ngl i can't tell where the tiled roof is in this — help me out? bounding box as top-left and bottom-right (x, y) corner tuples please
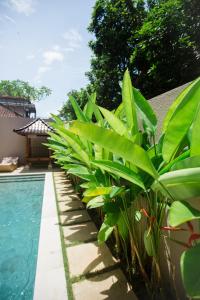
(14, 118), (53, 136)
(0, 104), (21, 118)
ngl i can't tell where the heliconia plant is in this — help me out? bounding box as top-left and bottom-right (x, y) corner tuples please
(47, 70), (200, 299)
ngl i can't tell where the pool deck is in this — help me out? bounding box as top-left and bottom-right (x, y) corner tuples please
(33, 172), (68, 300)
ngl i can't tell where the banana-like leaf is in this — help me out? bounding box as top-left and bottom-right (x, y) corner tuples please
(98, 222), (114, 244)
(133, 87), (157, 132)
(85, 93), (96, 120)
(87, 196), (104, 209)
(99, 106), (128, 136)
(162, 83), (195, 133)
(191, 104), (200, 156)
(171, 155), (200, 171)
(50, 113), (64, 125)
(93, 160), (145, 189)
(117, 213), (129, 240)
(162, 77), (200, 162)
(168, 201), (200, 227)
(84, 186), (113, 197)
(90, 102), (104, 125)
(181, 243), (200, 298)
(159, 150), (190, 174)
(153, 168), (200, 200)
(122, 69), (138, 135)
(71, 121), (158, 179)
(67, 166), (95, 181)
(52, 126), (90, 166)
(114, 102), (124, 118)
(69, 95), (88, 122)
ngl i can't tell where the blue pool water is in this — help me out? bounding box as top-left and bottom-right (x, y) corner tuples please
(0, 175), (45, 300)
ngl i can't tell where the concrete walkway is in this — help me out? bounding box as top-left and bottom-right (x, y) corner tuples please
(53, 171), (138, 300)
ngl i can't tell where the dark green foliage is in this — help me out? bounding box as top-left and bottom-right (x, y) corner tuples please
(86, 0), (146, 110)
(132, 0), (200, 97)
(0, 80), (51, 101)
(60, 0), (200, 119)
(88, 0), (200, 103)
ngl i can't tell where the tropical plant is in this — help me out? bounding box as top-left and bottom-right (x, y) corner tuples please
(47, 70), (200, 299)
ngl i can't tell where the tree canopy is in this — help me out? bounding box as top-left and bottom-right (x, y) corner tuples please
(0, 80), (51, 101)
(132, 0), (200, 97)
(60, 0), (200, 120)
(86, 0), (146, 110)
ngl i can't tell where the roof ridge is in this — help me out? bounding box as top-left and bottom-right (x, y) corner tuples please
(13, 117), (53, 135)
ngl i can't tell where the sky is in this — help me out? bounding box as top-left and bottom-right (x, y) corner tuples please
(0, 0), (95, 117)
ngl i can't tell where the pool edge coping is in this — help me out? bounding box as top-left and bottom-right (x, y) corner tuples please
(33, 172), (68, 300)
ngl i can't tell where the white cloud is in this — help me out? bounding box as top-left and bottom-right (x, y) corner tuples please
(4, 14), (16, 24)
(62, 29), (82, 49)
(0, 14), (16, 24)
(7, 0), (35, 16)
(43, 50), (64, 65)
(34, 48), (64, 83)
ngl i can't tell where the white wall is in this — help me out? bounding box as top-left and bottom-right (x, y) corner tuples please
(0, 117), (32, 163)
(0, 117), (49, 164)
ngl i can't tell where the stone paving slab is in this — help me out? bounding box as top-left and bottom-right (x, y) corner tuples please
(56, 185), (79, 194)
(60, 210), (91, 225)
(63, 222), (98, 245)
(66, 241), (117, 277)
(56, 193), (80, 202)
(57, 193), (80, 201)
(55, 182), (72, 189)
(72, 269), (137, 300)
(58, 200), (84, 212)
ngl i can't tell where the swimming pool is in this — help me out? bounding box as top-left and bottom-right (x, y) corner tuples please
(0, 174), (45, 300)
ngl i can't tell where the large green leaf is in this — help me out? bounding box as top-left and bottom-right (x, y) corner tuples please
(67, 166), (95, 181)
(162, 77), (200, 162)
(99, 106), (128, 136)
(171, 155), (200, 171)
(181, 243), (200, 298)
(84, 186), (113, 197)
(162, 82), (195, 133)
(87, 196), (104, 209)
(53, 126), (90, 166)
(133, 87), (157, 132)
(98, 222), (114, 244)
(122, 69), (138, 134)
(85, 93), (96, 120)
(191, 104), (200, 156)
(93, 160), (145, 189)
(153, 168), (200, 200)
(69, 95), (88, 122)
(159, 150), (190, 174)
(168, 201), (200, 227)
(71, 121), (158, 178)
(50, 113), (64, 125)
